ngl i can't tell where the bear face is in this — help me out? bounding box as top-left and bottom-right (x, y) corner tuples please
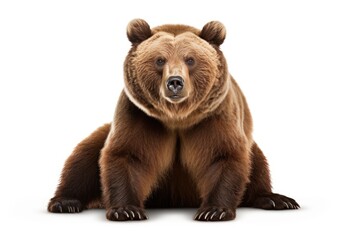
(124, 19), (230, 127)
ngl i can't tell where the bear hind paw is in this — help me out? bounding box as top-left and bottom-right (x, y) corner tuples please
(48, 198), (83, 213)
(250, 193), (300, 210)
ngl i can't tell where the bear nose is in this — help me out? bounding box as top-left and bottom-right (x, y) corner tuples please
(166, 76), (184, 94)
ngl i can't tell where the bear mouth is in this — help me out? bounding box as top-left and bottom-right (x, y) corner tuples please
(169, 95), (181, 99)
(165, 94), (187, 103)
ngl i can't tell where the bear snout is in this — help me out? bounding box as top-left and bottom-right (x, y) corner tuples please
(163, 76), (188, 103)
(166, 76), (184, 94)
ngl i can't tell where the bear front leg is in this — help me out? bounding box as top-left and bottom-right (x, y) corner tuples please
(100, 93), (176, 221)
(193, 155), (250, 221)
(100, 138), (175, 220)
(100, 151), (156, 221)
(181, 118), (252, 221)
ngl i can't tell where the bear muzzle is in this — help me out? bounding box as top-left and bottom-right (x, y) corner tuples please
(164, 76), (188, 103)
(167, 76), (184, 94)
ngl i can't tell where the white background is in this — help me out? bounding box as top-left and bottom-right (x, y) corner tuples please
(1, 0), (359, 239)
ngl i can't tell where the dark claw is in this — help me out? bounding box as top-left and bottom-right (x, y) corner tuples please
(48, 198), (83, 213)
(219, 212), (226, 220)
(204, 211), (211, 220)
(129, 210), (135, 219)
(250, 193), (300, 210)
(210, 211), (217, 220)
(106, 206), (147, 221)
(195, 207), (235, 221)
(123, 210), (130, 218)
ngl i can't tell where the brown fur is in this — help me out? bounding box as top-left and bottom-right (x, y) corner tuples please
(48, 19), (299, 221)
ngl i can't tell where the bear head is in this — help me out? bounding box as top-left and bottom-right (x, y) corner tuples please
(123, 19), (230, 128)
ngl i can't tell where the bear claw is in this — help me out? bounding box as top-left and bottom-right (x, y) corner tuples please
(106, 206), (147, 221)
(251, 193), (300, 210)
(194, 207), (235, 221)
(48, 198), (83, 213)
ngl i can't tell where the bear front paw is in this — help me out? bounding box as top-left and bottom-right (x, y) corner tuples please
(48, 198), (83, 213)
(106, 205), (148, 221)
(194, 206), (236, 221)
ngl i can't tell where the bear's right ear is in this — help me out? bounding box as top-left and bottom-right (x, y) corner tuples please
(200, 21), (226, 46)
(127, 19), (152, 44)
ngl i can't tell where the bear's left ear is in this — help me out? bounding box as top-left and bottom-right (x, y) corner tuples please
(200, 21), (226, 46)
(127, 19), (152, 44)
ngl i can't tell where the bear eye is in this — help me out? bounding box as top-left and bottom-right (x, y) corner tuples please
(185, 57), (195, 66)
(156, 58), (166, 67)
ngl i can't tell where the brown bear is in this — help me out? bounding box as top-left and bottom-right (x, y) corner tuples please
(48, 19), (299, 221)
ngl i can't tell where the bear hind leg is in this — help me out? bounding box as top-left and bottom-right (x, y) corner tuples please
(48, 124), (111, 213)
(241, 142), (300, 210)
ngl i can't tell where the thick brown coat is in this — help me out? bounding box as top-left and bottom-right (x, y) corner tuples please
(48, 19), (299, 221)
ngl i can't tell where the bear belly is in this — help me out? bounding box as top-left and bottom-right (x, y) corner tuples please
(145, 158), (201, 208)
